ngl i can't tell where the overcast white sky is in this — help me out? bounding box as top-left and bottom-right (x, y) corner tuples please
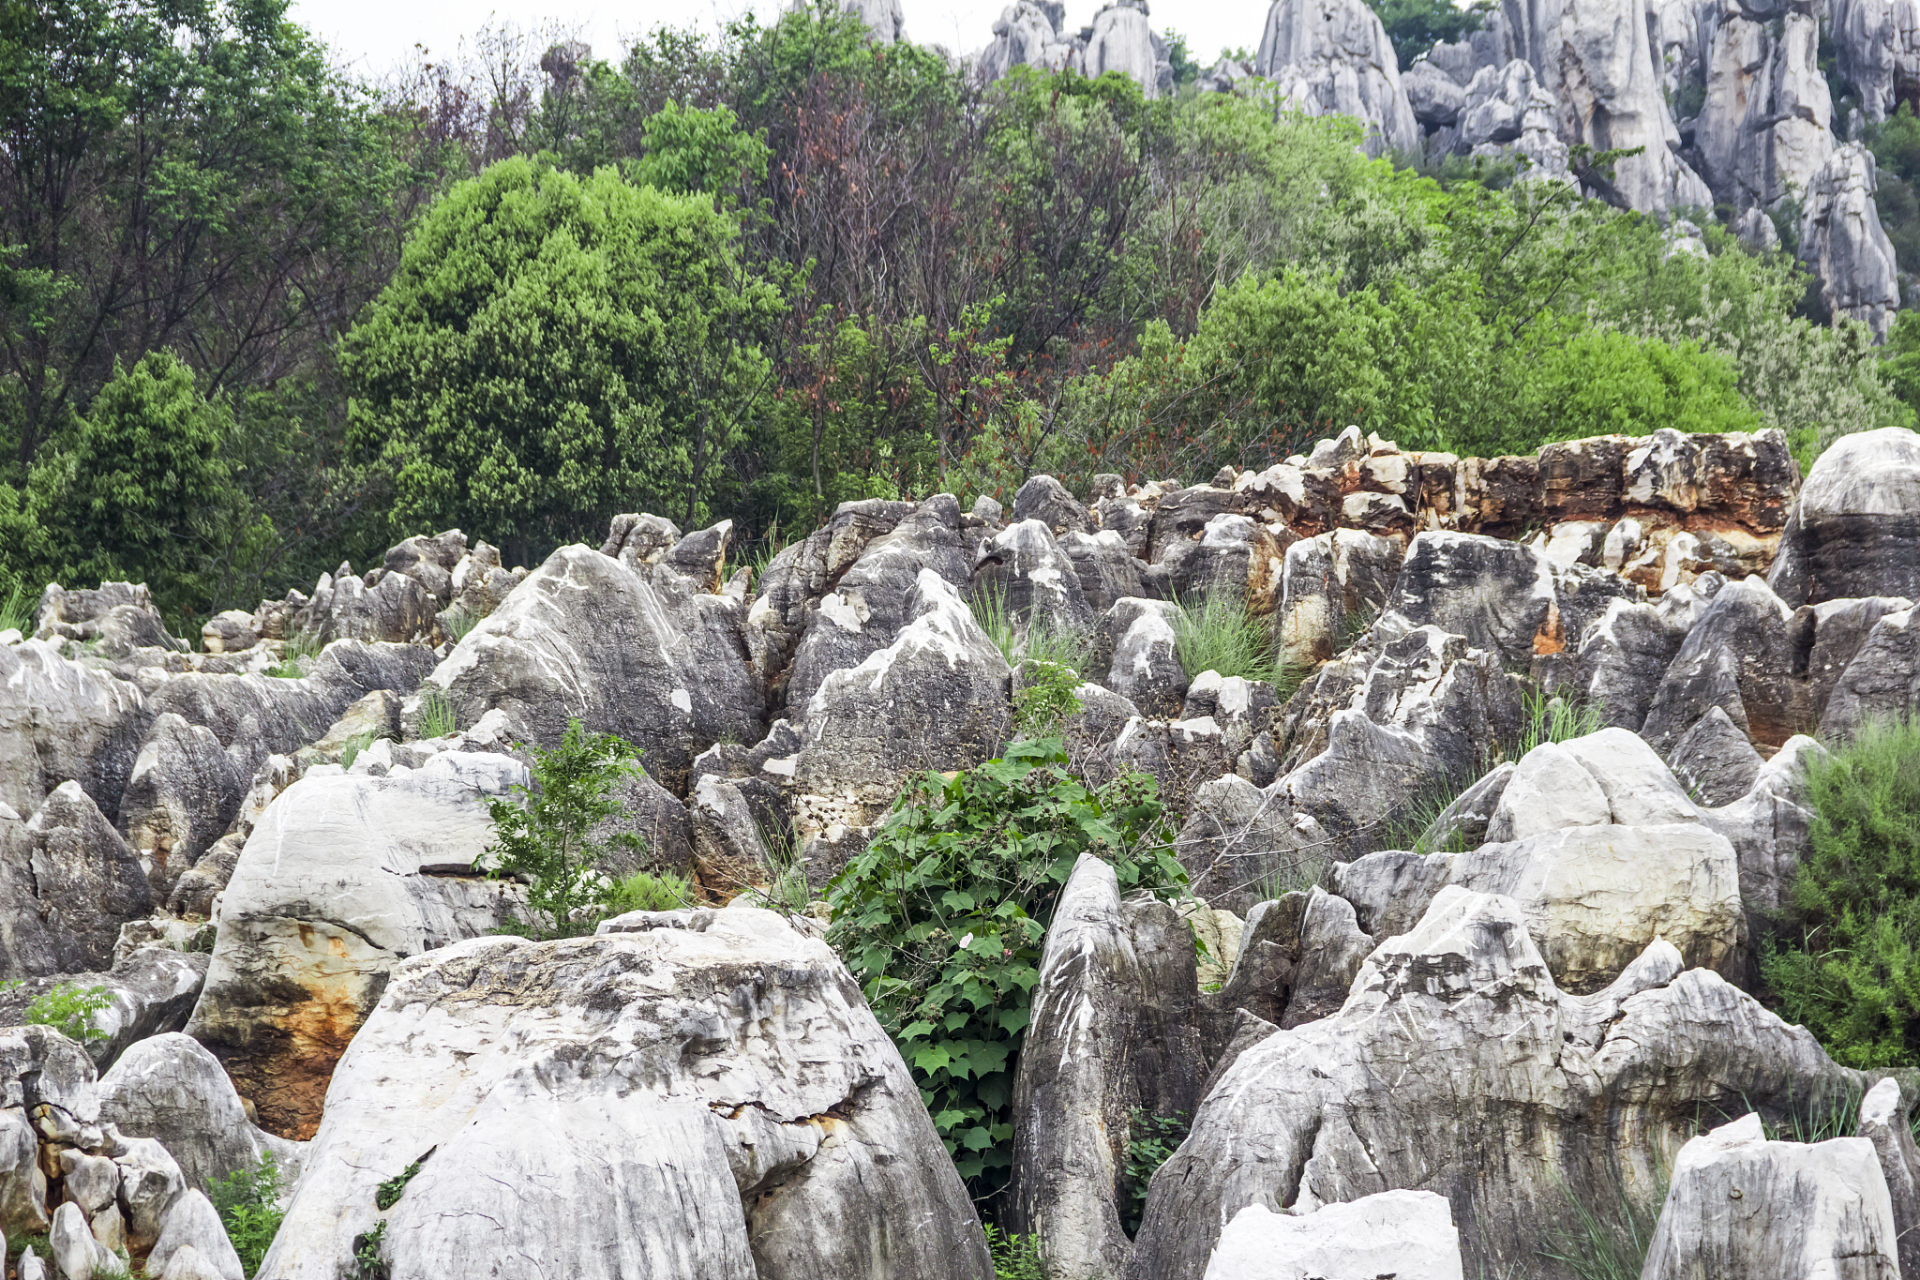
(288, 0), (1271, 83)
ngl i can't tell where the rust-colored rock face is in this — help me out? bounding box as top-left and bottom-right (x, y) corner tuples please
(1118, 425), (1798, 600)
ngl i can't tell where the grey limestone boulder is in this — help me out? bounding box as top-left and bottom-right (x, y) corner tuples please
(1096, 598), (1186, 718)
(1821, 605), (1920, 741)
(260, 908), (993, 1280)
(976, 0), (1076, 83)
(972, 518), (1094, 635)
(425, 541), (764, 791)
(185, 752), (530, 1139)
(1693, 11), (1833, 215)
(783, 569), (1012, 865)
(1641, 1112), (1899, 1279)
(1125, 888), (1866, 1280)
(1667, 704), (1764, 805)
(1277, 529), (1403, 667)
(99, 1033), (297, 1197)
(148, 1190), (244, 1280)
(745, 498), (917, 688)
(1830, 0), (1920, 125)
(0, 640), (149, 824)
(1010, 473), (1091, 536)
(781, 497), (969, 720)
(1077, 2), (1173, 97)
(1203, 1191), (1464, 1280)
(1638, 575), (1797, 754)
(1770, 426), (1920, 607)
(1057, 531), (1147, 614)
(1007, 854), (1201, 1280)
(0, 781), (152, 978)
(840, 0), (906, 42)
(0, 945), (207, 1071)
(117, 712), (247, 902)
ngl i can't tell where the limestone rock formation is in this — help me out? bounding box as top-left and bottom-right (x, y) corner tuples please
(0, 781), (153, 978)
(1769, 426), (1920, 607)
(1798, 145), (1902, 340)
(1829, 0), (1920, 125)
(1554, 0), (1712, 213)
(0, 640), (149, 823)
(976, 2), (1078, 83)
(839, 0), (905, 43)
(426, 538), (765, 789)
(99, 1033), (299, 1196)
(261, 909), (993, 1280)
(1203, 1191), (1465, 1280)
(1125, 889), (1865, 1279)
(1255, 0), (1421, 155)
(1693, 8), (1833, 214)
(185, 753), (530, 1137)
(1078, 3), (1173, 98)
(1641, 1112), (1900, 1278)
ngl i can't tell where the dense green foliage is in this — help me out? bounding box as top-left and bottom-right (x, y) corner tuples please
(1, 978), (114, 1042)
(209, 1151), (287, 1277)
(1762, 718), (1920, 1068)
(340, 158), (781, 557)
(1122, 1109), (1189, 1235)
(4, 0), (1912, 616)
(825, 739), (1183, 1204)
(483, 719), (646, 937)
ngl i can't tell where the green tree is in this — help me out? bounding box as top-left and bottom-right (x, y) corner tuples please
(1366, 0), (1492, 73)
(340, 157), (783, 559)
(483, 718), (645, 938)
(1762, 718), (1920, 1068)
(20, 350), (266, 618)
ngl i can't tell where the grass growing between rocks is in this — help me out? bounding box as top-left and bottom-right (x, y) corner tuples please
(210, 1151), (287, 1278)
(0, 581), (30, 635)
(969, 590), (1094, 680)
(1172, 593), (1291, 690)
(415, 687), (458, 739)
(983, 1225), (1044, 1279)
(1761, 715), (1920, 1069)
(1536, 1174), (1663, 1280)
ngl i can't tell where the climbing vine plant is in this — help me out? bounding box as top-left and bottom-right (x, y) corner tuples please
(825, 737), (1185, 1207)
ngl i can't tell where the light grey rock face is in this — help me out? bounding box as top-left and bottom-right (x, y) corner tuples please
(1697, 732), (1822, 917)
(840, 0), (905, 42)
(1553, 0), (1711, 213)
(781, 498), (969, 721)
(1376, 532), (1639, 670)
(148, 1190), (245, 1280)
(1770, 427), (1920, 608)
(784, 569), (1012, 861)
(1155, 514), (1293, 622)
(1642, 1113), (1899, 1279)
(262, 909), (992, 1280)
(427, 542), (764, 790)
(1256, 0), (1421, 155)
(1799, 144), (1901, 340)
(1858, 1078), (1920, 1280)
(1008, 854), (1202, 1280)
(1455, 59), (1570, 177)
(1010, 474), (1091, 536)
(0, 1025), (99, 1237)
(0, 781), (152, 978)
(1405, 59), (1466, 125)
(1791, 595), (1915, 729)
(973, 518), (1095, 635)
(0, 640), (149, 823)
(1830, 0), (1920, 125)
(117, 712), (246, 902)
(99, 1033), (295, 1198)
(1667, 703), (1764, 804)
(1078, 3), (1173, 97)
(1694, 11), (1832, 214)
(1821, 605), (1920, 741)
(48, 1199), (115, 1280)
(1203, 1191), (1465, 1280)
(1125, 889), (1866, 1280)
(291, 562), (438, 647)
(1058, 531), (1148, 614)
(1638, 575), (1796, 754)
(185, 752), (530, 1139)
(977, 1), (1076, 82)
(1570, 596), (1692, 729)
(1097, 598), (1187, 718)
(0, 945), (207, 1071)
(747, 499), (916, 687)
(1339, 728), (1742, 991)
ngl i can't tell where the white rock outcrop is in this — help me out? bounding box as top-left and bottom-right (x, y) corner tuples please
(1255, 0), (1421, 155)
(1204, 1191), (1466, 1280)
(1798, 144), (1902, 340)
(260, 908), (993, 1280)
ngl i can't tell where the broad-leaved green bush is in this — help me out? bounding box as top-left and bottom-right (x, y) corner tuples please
(1763, 717), (1920, 1068)
(209, 1151), (286, 1277)
(826, 738), (1184, 1203)
(340, 157), (783, 560)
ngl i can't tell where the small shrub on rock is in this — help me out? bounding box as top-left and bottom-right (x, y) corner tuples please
(484, 719), (646, 938)
(1763, 716), (1920, 1068)
(826, 738), (1184, 1204)
(209, 1151), (286, 1278)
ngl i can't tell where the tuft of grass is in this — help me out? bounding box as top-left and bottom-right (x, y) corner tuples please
(1537, 1171), (1664, 1280)
(603, 869), (695, 914)
(0, 581), (33, 635)
(416, 687), (458, 739)
(969, 589), (1094, 679)
(443, 607), (481, 644)
(969, 589), (1021, 667)
(1509, 686), (1605, 760)
(1171, 593), (1301, 692)
(337, 732), (378, 771)
(267, 630), (322, 679)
